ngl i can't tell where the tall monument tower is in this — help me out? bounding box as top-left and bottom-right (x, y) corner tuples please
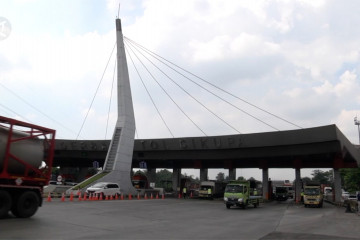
(100, 18), (136, 194)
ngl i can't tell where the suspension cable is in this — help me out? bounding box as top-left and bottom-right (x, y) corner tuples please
(0, 82), (78, 136)
(125, 43), (175, 138)
(125, 37), (302, 130)
(126, 38), (240, 134)
(76, 42), (116, 140)
(105, 58), (117, 139)
(125, 40), (208, 136)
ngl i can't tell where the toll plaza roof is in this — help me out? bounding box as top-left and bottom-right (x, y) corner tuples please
(54, 125), (360, 170)
(132, 124), (360, 169)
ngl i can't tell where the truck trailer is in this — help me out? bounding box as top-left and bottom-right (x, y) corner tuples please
(0, 116), (56, 218)
(198, 181), (226, 199)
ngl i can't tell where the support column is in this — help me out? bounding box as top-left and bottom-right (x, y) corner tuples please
(172, 168), (181, 194)
(333, 168), (342, 203)
(229, 168), (236, 180)
(147, 168), (156, 188)
(295, 168), (301, 203)
(200, 168), (208, 182)
(262, 168), (269, 200)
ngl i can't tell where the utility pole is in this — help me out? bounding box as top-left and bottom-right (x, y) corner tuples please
(354, 116), (360, 144)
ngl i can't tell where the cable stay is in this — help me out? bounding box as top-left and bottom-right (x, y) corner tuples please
(125, 37), (303, 130)
(125, 41), (207, 137)
(0, 82), (78, 138)
(105, 58), (117, 140)
(76, 42), (117, 140)
(125, 46), (175, 138)
(125, 39), (240, 134)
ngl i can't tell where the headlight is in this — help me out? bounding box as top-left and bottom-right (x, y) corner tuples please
(238, 198), (243, 202)
(224, 197), (228, 201)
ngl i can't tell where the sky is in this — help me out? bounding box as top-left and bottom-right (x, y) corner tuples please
(1, 0), (360, 181)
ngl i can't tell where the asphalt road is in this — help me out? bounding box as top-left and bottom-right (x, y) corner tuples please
(0, 198), (359, 239)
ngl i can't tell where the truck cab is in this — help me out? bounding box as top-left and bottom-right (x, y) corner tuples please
(304, 184), (323, 208)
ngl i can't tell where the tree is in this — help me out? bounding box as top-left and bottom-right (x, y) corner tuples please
(311, 170), (333, 184)
(237, 176), (246, 181)
(155, 169), (172, 190)
(340, 168), (360, 192)
(216, 172), (226, 182)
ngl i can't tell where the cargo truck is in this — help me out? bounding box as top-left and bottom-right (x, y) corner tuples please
(198, 181), (226, 199)
(0, 116), (56, 218)
(303, 181), (323, 208)
(275, 186), (288, 201)
(224, 180), (262, 209)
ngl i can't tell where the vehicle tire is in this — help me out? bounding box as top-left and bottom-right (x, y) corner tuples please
(12, 191), (39, 218)
(304, 204), (307, 208)
(226, 204), (231, 209)
(0, 190), (12, 219)
(254, 203), (258, 208)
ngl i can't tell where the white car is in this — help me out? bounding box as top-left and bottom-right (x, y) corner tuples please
(86, 182), (121, 198)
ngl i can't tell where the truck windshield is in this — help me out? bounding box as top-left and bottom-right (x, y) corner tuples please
(276, 188), (287, 193)
(304, 188), (320, 195)
(225, 185), (243, 193)
(200, 185), (211, 190)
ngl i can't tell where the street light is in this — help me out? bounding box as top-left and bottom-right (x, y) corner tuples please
(354, 116), (360, 144)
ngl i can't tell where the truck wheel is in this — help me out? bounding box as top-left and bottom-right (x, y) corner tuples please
(226, 204), (231, 209)
(0, 190), (12, 219)
(254, 203), (258, 208)
(12, 191), (39, 218)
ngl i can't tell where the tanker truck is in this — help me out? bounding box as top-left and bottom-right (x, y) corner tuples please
(0, 116), (56, 218)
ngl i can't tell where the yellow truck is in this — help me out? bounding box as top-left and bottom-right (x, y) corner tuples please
(303, 182), (323, 208)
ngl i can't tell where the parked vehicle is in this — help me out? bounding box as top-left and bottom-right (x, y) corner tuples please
(0, 116), (56, 218)
(198, 181), (226, 199)
(303, 181), (323, 208)
(224, 180), (262, 209)
(86, 182), (121, 198)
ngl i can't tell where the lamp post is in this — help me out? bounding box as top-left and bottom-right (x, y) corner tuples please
(354, 117), (360, 144)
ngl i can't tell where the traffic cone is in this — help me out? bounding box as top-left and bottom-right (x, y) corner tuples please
(95, 194), (99, 201)
(190, 191), (193, 198)
(88, 193), (92, 201)
(47, 192), (52, 202)
(110, 195), (113, 200)
(115, 194), (119, 200)
(162, 194), (165, 200)
(61, 193), (65, 202)
(137, 193), (140, 200)
(105, 195), (109, 200)
(121, 193), (124, 200)
(151, 193), (153, 200)
(178, 193), (181, 199)
(99, 194), (103, 201)
(70, 192), (74, 201)
(129, 194), (132, 200)
(83, 192), (87, 201)
(78, 192), (82, 201)
(145, 193), (148, 200)
(156, 193), (159, 199)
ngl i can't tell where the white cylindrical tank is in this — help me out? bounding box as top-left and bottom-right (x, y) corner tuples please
(0, 126), (44, 174)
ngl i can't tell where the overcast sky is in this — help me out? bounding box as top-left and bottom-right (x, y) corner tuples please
(1, 0), (359, 180)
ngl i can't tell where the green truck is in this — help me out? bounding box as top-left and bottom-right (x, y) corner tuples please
(224, 180), (262, 209)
